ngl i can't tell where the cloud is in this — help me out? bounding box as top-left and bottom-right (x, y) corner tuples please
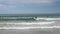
(0, 0), (59, 14)
(0, 4), (16, 10)
(0, 0), (54, 4)
(19, 0), (53, 4)
(0, 0), (59, 10)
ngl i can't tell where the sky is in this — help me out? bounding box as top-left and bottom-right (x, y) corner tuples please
(0, 0), (60, 14)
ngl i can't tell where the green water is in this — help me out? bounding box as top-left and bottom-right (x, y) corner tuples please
(0, 14), (60, 21)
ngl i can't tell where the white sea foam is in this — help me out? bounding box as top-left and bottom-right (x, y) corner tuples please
(0, 21), (55, 25)
(34, 18), (60, 20)
(0, 26), (60, 29)
(0, 18), (60, 30)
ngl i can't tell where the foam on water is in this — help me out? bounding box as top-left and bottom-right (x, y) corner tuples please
(35, 18), (60, 20)
(0, 21), (55, 25)
(0, 21), (56, 30)
(0, 18), (60, 30)
(0, 26), (60, 29)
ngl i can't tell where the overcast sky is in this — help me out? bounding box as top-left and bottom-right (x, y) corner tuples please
(0, 0), (60, 14)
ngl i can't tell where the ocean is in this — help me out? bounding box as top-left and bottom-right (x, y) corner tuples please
(0, 14), (60, 34)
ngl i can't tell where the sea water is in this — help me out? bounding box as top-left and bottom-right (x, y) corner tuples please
(0, 14), (60, 34)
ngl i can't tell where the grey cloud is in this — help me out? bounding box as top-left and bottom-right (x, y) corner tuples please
(0, 0), (59, 10)
(0, 0), (54, 4)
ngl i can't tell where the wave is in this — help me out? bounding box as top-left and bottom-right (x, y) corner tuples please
(0, 26), (60, 30)
(34, 18), (60, 20)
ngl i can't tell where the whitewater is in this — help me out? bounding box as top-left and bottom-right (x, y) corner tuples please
(0, 18), (60, 30)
